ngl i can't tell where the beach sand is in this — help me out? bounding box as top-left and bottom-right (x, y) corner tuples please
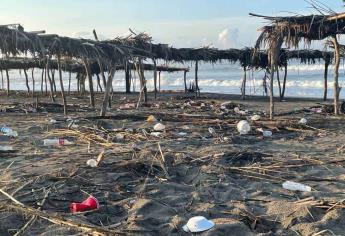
(0, 91), (345, 235)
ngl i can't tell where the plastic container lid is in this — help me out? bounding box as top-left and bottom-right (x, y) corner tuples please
(182, 216), (215, 233)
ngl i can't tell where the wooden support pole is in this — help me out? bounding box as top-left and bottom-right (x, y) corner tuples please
(41, 68), (44, 94)
(44, 65), (48, 95)
(5, 69), (9, 96)
(158, 71), (161, 92)
(31, 68), (35, 97)
(269, 63), (275, 119)
(276, 66), (282, 100)
(83, 58), (95, 107)
(1, 70), (3, 90)
(323, 60), (329, 101)
(281, 64), (287, 100)
(331, 36), (340, 115)
(24, 69), (30, 94)
(96, 74), (102, 92)
(241, 66), (247, 100)
(51, 69), (56, 92)
(184, 70), (187, 93)
(195, 61), (199, 97)
(46, 58), (55, 102)
(57, 55), (67, 115)
(125, 61), (131, 93)
(153, 59), (157, 99)
(100, 66), (116, 117)
(68, 71), (71, 94)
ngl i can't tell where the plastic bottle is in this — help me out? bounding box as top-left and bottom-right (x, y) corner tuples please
(0, 127), (18, 137)
(0, 145), (14, 151)
(282, 181), (311, 192)
(263, 130), (273, 137)
(43, 138), (74, 146)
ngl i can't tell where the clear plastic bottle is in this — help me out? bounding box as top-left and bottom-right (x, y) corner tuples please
(0, 127), (18, 137)
(43, 138), (74, 146)
(282, 181), (311, 192)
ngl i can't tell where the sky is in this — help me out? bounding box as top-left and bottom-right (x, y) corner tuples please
(0, 0), (344, 49)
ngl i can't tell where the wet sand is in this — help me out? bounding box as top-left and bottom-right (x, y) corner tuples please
(0, 91), (345, 236)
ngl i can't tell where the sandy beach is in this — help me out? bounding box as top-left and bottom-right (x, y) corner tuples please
(0, 91), (344, 235)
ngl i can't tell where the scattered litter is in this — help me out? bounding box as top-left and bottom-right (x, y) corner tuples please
(146, 115), (158, 123)
(153, 123), (165, 131)
(208, 127), (216, 135)
(181, 125), (190, 130)
(0, 145), (14, 152)
(150, 132), (161, 137)
(69, 196), (99, 213)
(178, 132), (188, 136)
(43, 138), (74, 146)
(86, 159), (98, 168)
(282, 181), (311, 192)
(298, 118), (308, 125)
(182, 216), (215, 233)
(237, 120), (251, 135)
(0, 127), (18, 137)
(49, 119), (58, 124)
(119, 103), (135, 110)
(263, 130), (273, 137)
(251, 115), (261, 121)
(234, 107), (247, 115)
(115, 133), (125, 140)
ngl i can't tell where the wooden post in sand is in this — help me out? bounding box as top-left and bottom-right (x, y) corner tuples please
(5, 69), (9, 96)
(241, 66), (247, 100)
(331, 36), (340, 115)
(1, 70), (3, 90)
(24, 69), (30, 94)
(96, 74), (103, 92)
(184, 70), (187, 93)
(46, 58), (55, 102)
(281, 64), (287, 100)
(100, 66), (116, 116)
(158, 71), (161, 92)
(41, 68), (44, 94)
(83, 58), (95, 108)
(195, 60), (199, 97)
(153, 59), (157, 99)
(57, 55), (67, 115)
(68, 71), (71, 94)
(125, 61), (131, 93)
(276, 66), (282, 100)
(323, 58), (330, 101)
(31, 69), (35, 97)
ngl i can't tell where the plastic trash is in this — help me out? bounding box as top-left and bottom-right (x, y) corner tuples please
(69, 196), (99, 213)
(282, 181), (311, 192)
(147, 115), (158, 123)
(115, 133), (125, 140)
(0, 127), (18, 137)
(237, 120), (251, 135)
(0, 145), (14, 151)
(153, 123), (165, 131)
(298, 118), (307, 125)
(49, 119), (58, 124)
(208, 127), (216, 135)
(182, 216), (215, 233)
(119, 103), (135, 110)
(150, 132), (161, 137)
(178, 132), (188, 136)
(251, 115), (261, 121)
(86, 159), (98, 168)
(43, 138), (74, 146)
(263, 130), (273, 137)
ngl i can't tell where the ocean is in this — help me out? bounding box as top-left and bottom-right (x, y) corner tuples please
(2, 60), (345, 99)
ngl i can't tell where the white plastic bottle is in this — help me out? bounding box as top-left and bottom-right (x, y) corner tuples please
(282, 181), (311, 192)
(43, 138), (74, 146)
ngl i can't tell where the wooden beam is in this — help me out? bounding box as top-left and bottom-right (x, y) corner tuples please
(100, 66), (116, 116)
(57, 55), (67, 115)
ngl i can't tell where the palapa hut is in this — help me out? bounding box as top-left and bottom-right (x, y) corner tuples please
(250, 10), (345, 119)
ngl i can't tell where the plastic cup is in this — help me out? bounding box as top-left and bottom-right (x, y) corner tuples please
(69, 196), (99, 213)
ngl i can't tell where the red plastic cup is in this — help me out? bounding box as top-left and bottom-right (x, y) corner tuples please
(69, 196), (99, 213)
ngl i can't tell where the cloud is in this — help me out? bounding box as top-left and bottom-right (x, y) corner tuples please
(218, 27), (239, 48)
